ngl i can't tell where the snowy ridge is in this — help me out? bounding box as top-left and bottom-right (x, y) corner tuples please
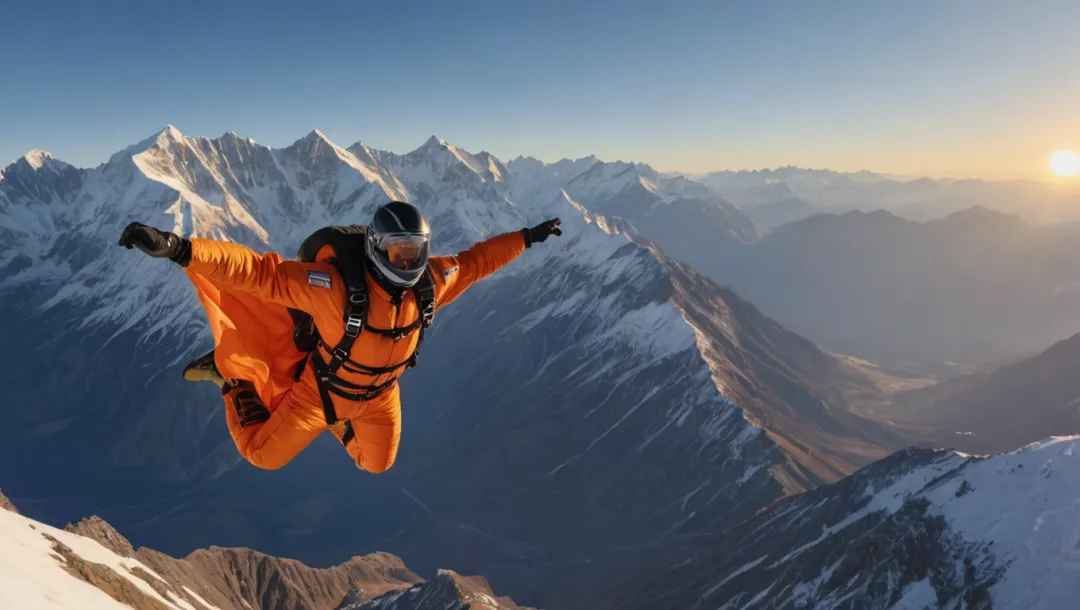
(603, 436), (1080, 610)
(0, 507), (221, 610)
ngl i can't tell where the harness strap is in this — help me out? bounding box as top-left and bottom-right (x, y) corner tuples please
(310, 349), (340, 424)
(339, 420), (355, 446)
(408, 272), (437, 369)
(300, 239), (436, 424)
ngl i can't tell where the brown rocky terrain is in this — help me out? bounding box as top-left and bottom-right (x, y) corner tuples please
(343, 570), (537, 610)
(62, 514), (422, 610)
(0, 488), (17, 513)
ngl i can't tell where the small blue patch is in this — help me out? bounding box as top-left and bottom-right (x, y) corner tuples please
(307, 270), (332, 289)
(443, 265), (459, 277)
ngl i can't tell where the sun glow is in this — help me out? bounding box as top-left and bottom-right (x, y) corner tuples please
(1049, 150), (1080, 177)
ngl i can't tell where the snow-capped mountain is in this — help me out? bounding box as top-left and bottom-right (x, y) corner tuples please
(593, 435), (1080, 610)
(507, 155), (764, 269)
(0, 127), (902, 608)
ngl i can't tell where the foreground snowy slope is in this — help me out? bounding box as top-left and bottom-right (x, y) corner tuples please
(0, 503), (222, 610)
(595, 436), (1080, 609)
(0, 493), (534, 610)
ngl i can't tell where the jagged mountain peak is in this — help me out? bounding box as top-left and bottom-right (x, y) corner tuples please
(159, 124), (184, 140)
(419, 134), (448, 150)
(213, 130), (257, 147)
(3, 149), (80, 179)
(295, 128), (333, 145)
(19, 149), (55, 170)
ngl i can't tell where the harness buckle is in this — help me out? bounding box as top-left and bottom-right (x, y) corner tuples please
(344, 314), (363, 337)
(333, 347), (350, 363)
(349, 291), (367, 305)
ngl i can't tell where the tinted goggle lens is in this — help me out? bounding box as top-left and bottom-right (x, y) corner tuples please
(379, 235), (428, 269)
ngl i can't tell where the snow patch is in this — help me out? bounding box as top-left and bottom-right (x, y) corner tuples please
(0, 508), (219, 610)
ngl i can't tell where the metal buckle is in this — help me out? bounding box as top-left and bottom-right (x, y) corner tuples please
(344, 314), (363, 336)
(349, 291), (367, 305)
(333, 347), (349, 362)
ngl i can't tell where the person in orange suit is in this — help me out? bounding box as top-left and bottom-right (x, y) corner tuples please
(118, 201), (562, 473)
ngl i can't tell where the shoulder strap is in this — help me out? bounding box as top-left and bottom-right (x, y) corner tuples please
(322, 227), (371, 363)
(414, 269), (436, 328)
(407, 269), (437, 368)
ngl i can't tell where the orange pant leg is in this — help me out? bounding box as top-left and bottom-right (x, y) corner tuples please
(223, 380), (327, 470)
(329, 384), (402, 474)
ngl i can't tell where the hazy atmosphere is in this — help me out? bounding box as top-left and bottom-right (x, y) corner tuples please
(3, 0), (1079, 177)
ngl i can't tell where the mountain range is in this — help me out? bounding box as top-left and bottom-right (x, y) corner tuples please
(890, 331), (1080, 454)
(704, 207), (1080, 364)
(697, 166), (1080, 226)
(3, 127), (1080, 609)
(0, 126), (912, 608)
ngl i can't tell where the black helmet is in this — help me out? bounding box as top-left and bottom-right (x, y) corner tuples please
(365, 201), (431, 288)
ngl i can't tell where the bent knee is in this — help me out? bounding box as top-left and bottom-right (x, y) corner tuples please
(239, 444), (295, 471)
(358, 451), (397, 474)
(245, 454), (291, 471)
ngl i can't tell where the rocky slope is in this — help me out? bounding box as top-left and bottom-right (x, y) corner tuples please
(1, 499), (536, 610)
(344, 570), (534, 610)
(0, 489), (16, 514)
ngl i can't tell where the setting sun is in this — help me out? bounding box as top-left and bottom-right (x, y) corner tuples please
(1050, 150), (1080, 177)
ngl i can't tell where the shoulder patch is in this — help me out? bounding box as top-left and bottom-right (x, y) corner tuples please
(443, 265), (459, 277)
(307, 270), (332, 289)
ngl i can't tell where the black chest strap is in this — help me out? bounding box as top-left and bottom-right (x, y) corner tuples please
(312, 265), (437, 425)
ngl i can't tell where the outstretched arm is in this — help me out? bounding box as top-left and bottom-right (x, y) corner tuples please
(118, 222), (339, 314)
(431, 219), (562, 309)
(186, 238), (339, 313)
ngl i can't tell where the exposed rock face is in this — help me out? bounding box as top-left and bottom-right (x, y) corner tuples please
(350, 570), (536, 610)
(5, 501), (517, 610)
(0, 489), (16, 514)
(66, 515), (136, 557)
(157, 547), (421, 610)
(45, 532), (178, 610)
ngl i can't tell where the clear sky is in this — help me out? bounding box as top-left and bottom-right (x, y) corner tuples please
(1, 0), (1078, 178)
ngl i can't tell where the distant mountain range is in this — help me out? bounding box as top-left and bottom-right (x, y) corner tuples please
(703, 207), (1080, 365)
(891, 331), (1080, 454)
(696, 166), (1080, 227)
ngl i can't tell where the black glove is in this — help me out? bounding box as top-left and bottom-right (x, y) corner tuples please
(118, 222), (192, 267)
(523, 218), (562, 248)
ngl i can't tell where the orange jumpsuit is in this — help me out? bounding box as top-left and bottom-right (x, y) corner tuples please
(182, 230), (527, 473)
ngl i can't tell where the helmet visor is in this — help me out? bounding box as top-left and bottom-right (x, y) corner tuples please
(378, 234), (429, 270)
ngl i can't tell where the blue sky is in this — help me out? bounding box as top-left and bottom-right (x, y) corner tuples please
(2, 0), (1078, 176)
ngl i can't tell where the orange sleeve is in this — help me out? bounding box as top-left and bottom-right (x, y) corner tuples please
(430, 230), (527, 309)
(186, 238), (343, 315)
